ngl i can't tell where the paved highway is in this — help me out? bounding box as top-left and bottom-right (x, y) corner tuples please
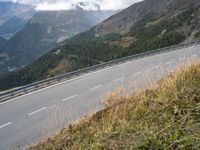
(0, 44), (200, 149)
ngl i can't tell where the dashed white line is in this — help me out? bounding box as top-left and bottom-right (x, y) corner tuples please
(133, 71), (142, 76)
(62, 95), (77, 102)
(165, 61), (173, 65)
(192, 54), (197, 58)
(0, 47), (191, 106)
(179, 57), (185, 61)
(0, 122), (12, 129)
(28, 107), (47, 116)
(89, 85), (102, 91)
(113, 77), (124, 82)
(150, 65), (159, 70)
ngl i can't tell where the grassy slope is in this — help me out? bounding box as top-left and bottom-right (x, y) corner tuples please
(29, 62), (200, 150)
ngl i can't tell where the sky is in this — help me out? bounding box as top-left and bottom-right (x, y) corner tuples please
(1, 0), (143, 11)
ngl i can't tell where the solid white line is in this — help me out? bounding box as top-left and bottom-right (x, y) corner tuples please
(1, 46), (198, 106)
(113, 77), (124, 82)
(89, 85), (102, 91)
(62, 95), (77, 102)
(0, 122), (12, 129)
(28, 107), (47, 116)
(165, 61), (173, 65)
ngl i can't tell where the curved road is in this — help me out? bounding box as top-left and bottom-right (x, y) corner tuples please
(0, 45), (200, 149)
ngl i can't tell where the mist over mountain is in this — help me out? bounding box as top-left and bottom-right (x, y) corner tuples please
(0, 37), (6, 46)
(1, 0), (200, 90)
(0, 1), (35, 39)
(0, 8), (117, 75)
(0, 0), (142, 11)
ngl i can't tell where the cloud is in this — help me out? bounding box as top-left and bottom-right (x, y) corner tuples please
(36, 1), (102, 11)
(101, 0), (144, 10)
(36, 2), (75, 11)
(0, 0), (143, 11)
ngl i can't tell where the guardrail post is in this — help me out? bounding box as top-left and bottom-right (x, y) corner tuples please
(10, 92), (14, 97)
(0, 40), (199, 102)
(23, 88), (28, 94)
(35, 84), (39, 89)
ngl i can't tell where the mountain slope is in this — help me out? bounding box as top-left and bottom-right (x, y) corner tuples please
(1, 0), (200, 90)
(0, 16), (27, 39)
(0, 37), (6, 47)
(94, 0), (200, 36)
(0, 1), (35, 39)
(90, 10), (120, 23)
(0, 9), (117, 76)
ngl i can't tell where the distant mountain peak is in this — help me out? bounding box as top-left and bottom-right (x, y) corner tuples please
(0, 8), (117, 75)
(94, 0), (200, 36)
(0, 1), (35, 39)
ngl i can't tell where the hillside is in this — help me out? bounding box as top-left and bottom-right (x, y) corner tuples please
(1, 0), (200, 90)
(0, 9), (116, 76)
(94, 0), (200, 36)
(29, 62), (200, 149)
(0, 37), (6, 64)
(0, 16), (27, 39)
(0, 1), (35, 39)
(0, 37), (6, 47)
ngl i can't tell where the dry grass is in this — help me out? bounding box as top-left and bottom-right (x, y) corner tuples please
(101, 87), (127, 107)
(29, 61), (200, 150)
(48, 59), (72, 77)
(105, 36), (136, 48)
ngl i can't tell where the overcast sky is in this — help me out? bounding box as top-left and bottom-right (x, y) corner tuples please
(1, 0), (143, 10)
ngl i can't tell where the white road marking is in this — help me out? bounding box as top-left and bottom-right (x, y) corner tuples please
(113, 77), (124, 82)
(179, 57), (185, 61)
(150, 65), (159, 70)
(165, 61), (173, 65)
(89, 85), (102, 91)
(28, 107), (47, 116)
(62, 95), (77, 102)
(0, 122), (12, 129)
(1, 47), (198, 106)
(133, 71), (142, 76)
(150, 67), (155, 70)
(192, 54), (197, 58)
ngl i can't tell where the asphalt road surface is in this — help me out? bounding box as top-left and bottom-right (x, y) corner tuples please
(0, 44), (200, 149)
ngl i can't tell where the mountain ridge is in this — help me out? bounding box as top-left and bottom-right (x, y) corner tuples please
(0, 9), (117, 75)
(0, 0), (200, 90)
(94, 0), (200, 36)
(0, 1), (35, 39)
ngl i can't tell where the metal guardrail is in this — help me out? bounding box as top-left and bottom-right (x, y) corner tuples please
(0, 40), (200, 103)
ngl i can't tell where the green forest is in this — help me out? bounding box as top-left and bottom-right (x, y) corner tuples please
(0, 5), (199, 91)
